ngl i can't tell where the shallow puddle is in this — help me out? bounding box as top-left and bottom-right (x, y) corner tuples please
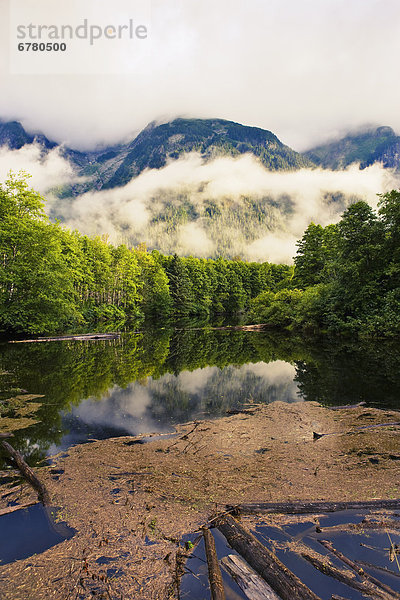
(0, 504), (75, 565)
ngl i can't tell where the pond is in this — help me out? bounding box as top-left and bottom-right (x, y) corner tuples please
(1, 328), (400, 469)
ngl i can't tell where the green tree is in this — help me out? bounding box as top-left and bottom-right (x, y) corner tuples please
(135, 248), (172, 318)
(251, 288), (304, 328)
(378, 190), (400, 289)
(0, 172), (76, 333)
(294, 223), (338, 287)
(163, 254), (194, 316)
(331, 202), (385, 324)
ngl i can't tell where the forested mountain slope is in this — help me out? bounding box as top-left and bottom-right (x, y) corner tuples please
(305, 126), (400, 170)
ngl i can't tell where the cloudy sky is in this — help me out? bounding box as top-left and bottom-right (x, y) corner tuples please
(1, 0), (400, 150)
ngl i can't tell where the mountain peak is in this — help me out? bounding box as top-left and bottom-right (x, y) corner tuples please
(305, 125), (399, 170)
(103, 117), (312, 188)
(375, 125), (395, 136)
(1, 117), (400, 195)
(0, 118), (56, 151)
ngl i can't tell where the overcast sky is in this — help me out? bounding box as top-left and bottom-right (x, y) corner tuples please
(1, 0), (400, 150)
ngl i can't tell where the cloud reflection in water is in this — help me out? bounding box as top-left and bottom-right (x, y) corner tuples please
(51, 360), (301, 453)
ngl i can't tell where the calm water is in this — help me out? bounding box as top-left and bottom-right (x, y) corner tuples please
(1, 328), (399, 468)
(0, 505), (75, 565)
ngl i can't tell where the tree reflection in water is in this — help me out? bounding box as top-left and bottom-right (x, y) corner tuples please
(0, 328), (399, 467)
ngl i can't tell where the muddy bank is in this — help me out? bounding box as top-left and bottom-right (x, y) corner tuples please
(0, 401), (399, 599)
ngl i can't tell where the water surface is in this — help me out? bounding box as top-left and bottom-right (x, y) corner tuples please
(0, 505), (75, 565)
(1, 328), (399, 467)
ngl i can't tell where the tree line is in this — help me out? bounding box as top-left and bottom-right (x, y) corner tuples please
(1, 172), (399, 337)
(251, 191), (400, 337)
(0, 173), (291, 334)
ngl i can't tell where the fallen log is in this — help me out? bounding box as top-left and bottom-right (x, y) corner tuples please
(356, 562), (400, 580)
(0, 501), (37, 516)
(330, 402), (366, 410)
(217, 514), (321, 600)
(211, 324), (268, 331)
(221, 554), (281, 600)
(0, 432), (14, 439)
(9, 332), (120, 343)
(0, 441), (50, 505)
(319, 540), (400, 600)
(231, 499), (400, 515)
(302, 552), (390, 600)
(226, 408), (258, 415)
(1, 484), (23, 498)
(174, 324), (269, 332)
(319, 519), (400, 534)
(202, 528), (226, 600)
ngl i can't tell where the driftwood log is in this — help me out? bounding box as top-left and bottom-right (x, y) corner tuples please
(0, 501), (38, 516)
(319, 540), (400, 600)
(231, 499), (400, 515)
(302, 551), (390, 600)
(9, 332), (120, 343)
(210, 324), (268, 331)
(221, 554), (281, 600)
(330, 402), (366, 410)
(174, 324), (268, 332)
(319, 519), (400, 534)
(202, 527), (226, 600)
(357, 562), (400, 580)
(0, 440), (50, 505)
(1, 484), (23, 498)
(217, 515), (321, 600)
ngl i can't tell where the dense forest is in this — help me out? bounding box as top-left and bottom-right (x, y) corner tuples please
(0, 173), (292, 334)
(1, 172), (399, 337)
(251, 191), (400, 336)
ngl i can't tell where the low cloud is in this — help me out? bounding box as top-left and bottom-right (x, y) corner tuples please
(243, 360), (296, 385)
(70, 382), (164, 435)
(1, 147), (398, 262)
(177, 221), (215, 257)
(0, 143), (79, 195)
(178, 366), (219, 394)
(246, 233), (298, 265)
(55, 152), (399, 262)
(61, 183), (150, 238)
